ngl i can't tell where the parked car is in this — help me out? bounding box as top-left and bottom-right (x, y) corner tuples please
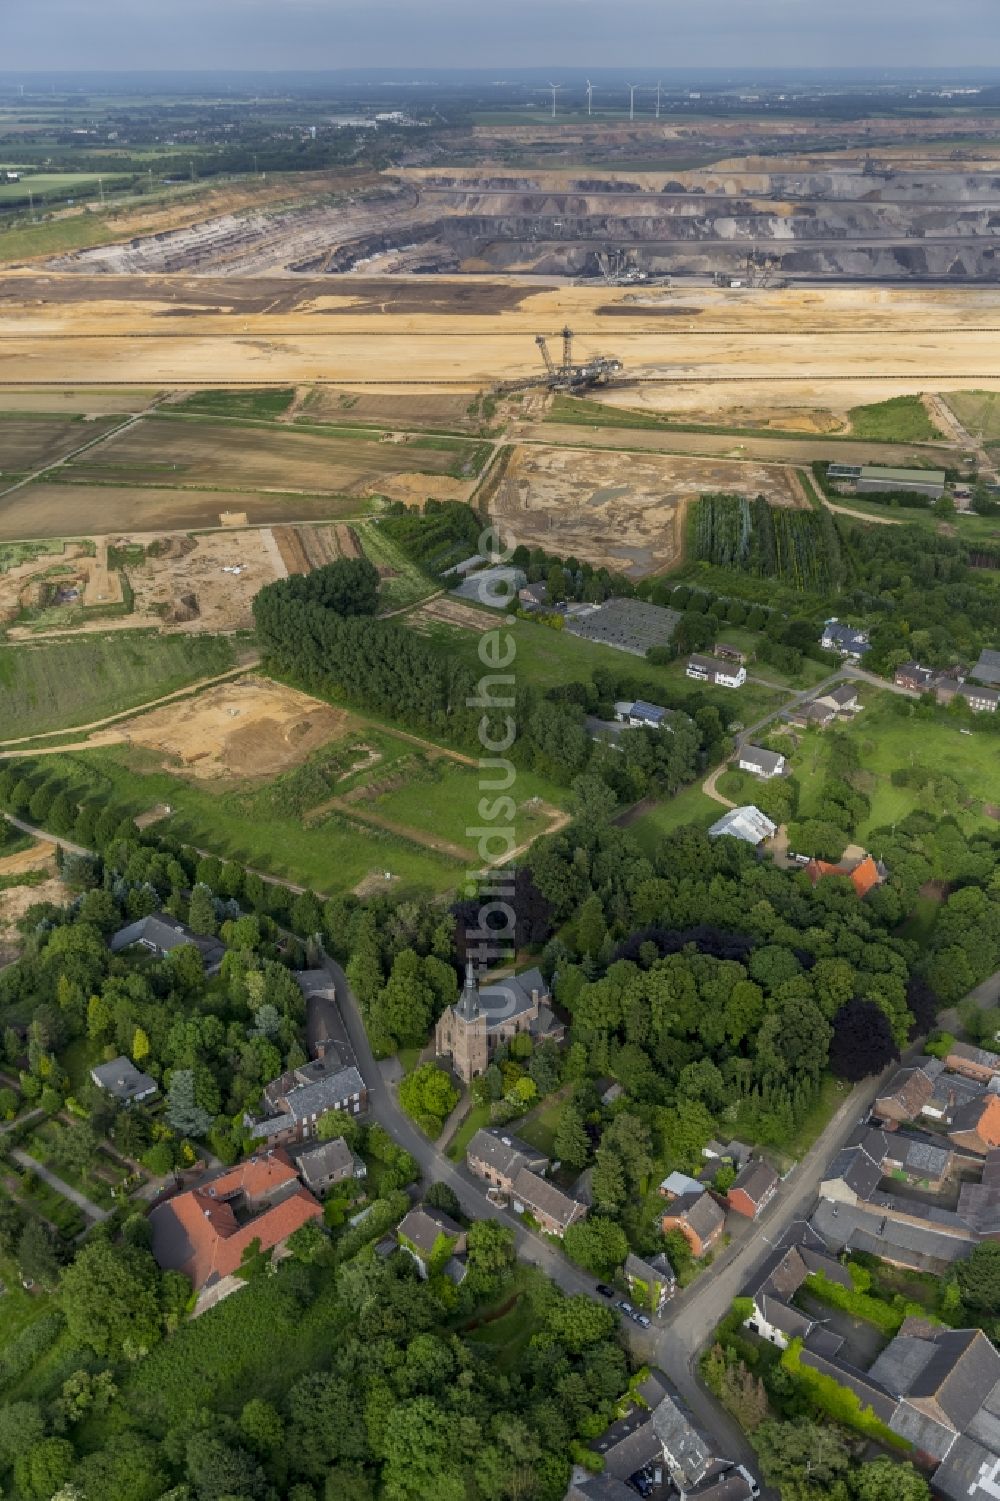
(635, 1313), (652, 1328)
(617, 1299), (633, 1315)
(596, 1283), (615, 1298)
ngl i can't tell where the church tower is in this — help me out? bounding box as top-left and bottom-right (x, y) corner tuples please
(435, 960), (489, 1083)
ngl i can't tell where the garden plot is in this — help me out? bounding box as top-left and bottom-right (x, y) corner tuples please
(493, 445), (805, 578)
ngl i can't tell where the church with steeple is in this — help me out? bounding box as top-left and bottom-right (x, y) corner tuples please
(435, 961), (564, 1085)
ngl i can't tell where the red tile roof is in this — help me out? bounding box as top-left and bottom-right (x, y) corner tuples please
(805, 854), (881, 898)
(149, 1148), (322, 1290)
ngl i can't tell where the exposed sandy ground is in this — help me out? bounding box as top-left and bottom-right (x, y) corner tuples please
(373, 471), (477, 504)
(494, 443), (804, 577)
(124, 529), (287, 633)
(410, 596), (495, 633)
(2, 279), (1000, 402)
(0, 839), (61, 961)
(88, 677), (358, 783)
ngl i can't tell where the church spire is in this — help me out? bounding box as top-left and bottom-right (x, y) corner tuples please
(455, 958), (480, 1021)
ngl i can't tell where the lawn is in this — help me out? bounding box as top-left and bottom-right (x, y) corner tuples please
(0, 632), (236, 740)
(778, 1073), (853, 1165)
(369, 757), (562, 859)
(626, 783), (727, 854)
(517, 1094), (568, 1158)
(847, 396), (943, 443)
(461, 1266), (540, 1372)
(791, 693), (1000, 839)
(447, 1101), (492, 1162)
(417, 615), (790, 726)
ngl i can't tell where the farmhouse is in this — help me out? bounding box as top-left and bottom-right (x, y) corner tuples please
(744, 1234), (853, 1348)
(788, 699), (837, 729)
(518, 580), (548, 608)
(686, 654), (746, 689)
(946, 1041), (1000, 1085)
(109, 912), (225, 973)
(435, 961), (563, 1085)
(614, 698), (670, 729)
(958, 683), (1000, 714)
(465, 1128), (586, 1237)
(737, 745), (785, 779)
(874, 1060), (945, 1123)
(813, 683), (862, 715)
(949, 1094), (1000, 1156)
(708, 805), (776, 847)
(971, 649), (1000, 688)
(149, 1148), (322, 1300)
(295, 1137), (366, 1197)
(624, 1251), (676, 1313)
(397, 1205), (467, 1279)
(661, 1187), (726, 1258)
(247, 1054), (367, 1145)
(820, 621), (870, 660)
(895, 661), (937, 693)
(89, 1055), (157, 1105)
(804, 852), (885, 898)
(727, 1159), (779, 1219)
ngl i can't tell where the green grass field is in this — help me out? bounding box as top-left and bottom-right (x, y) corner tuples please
(168, 389), (297, 421)
(367, 756), (560, 857)
(0, 633), (236, 740)
(943, 389), (1000, 442)
(0, 172), (130, 203)
(626, 783), (725, 853)
(791, 692), (1000, 838)
(847, 396), (943, 443)
(415, 614), (790, 725)
(358, 521), (439, 612)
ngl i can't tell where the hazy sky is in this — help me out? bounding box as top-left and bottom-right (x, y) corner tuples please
(7, 0), (999, 72)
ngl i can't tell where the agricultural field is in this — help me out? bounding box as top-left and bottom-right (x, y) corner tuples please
(0, 632), (236, 740)
(301, 386), (492, 433)
(0, 172), (129, 204)
(492, 444), (806, 578)
(0, 481), (377, 541)
(0, 412), (123, 478)
(846, 395), (943, 442)
(416, 612), (790, 724)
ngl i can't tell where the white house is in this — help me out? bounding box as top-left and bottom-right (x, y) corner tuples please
(686, 654), (747, 689)
(614, 699), (670, 729)
(737, 745), (785, 779)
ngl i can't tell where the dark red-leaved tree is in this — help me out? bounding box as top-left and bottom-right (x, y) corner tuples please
(829, 998), (899, 1082)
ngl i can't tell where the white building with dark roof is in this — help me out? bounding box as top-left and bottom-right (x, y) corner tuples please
(708, 806), (776, 847)
(90, 1056), (157, 1105)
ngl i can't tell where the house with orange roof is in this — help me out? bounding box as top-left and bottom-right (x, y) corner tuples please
(149, 1147), (322, 1305)
(804, 853), (885, 899)
(949, 1095), (1000, 1157)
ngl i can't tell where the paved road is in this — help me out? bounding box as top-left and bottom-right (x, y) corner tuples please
(11, 1149), (111, 1222)
(326, 953), (890, 1484)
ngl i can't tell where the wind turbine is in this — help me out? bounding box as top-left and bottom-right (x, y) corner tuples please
(586, 79), (593, 117)
(547, 82), (563, 119)
(655, 80), (662, 119)
(627, 82), (639, 122)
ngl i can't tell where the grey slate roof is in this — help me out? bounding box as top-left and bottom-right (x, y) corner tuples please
(511, 1164), (585, 1231)
(810, 1199), (973, 1272)
(110, 912), (225, 968)
(971, 649), (1000, 688)
(567, 1478), (637, 1501)
(296, 1137), (358, 1188)
(932, 1435), (1000, 1501)
(821, 1146), (883, 1201)
(398, 1205), (463, 1256)
(906, 1329), (1000, 1430)
(284, 1064), (365, 1122)
(467, 1128), (547, 1179)
(729, 1158), (779, 1206)
(759, 1295), (813, 1340)
(651, 1394), (712, 1487)
(950, 1041), (1000, 1074)
(669, 1189), (725, 1242)
(739, 744), (785, 776)
(625, 1250), (676, 1290)
(89, 1055), (156, 1102)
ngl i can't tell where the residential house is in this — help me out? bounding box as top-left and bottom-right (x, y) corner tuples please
(109, 912), (225, 973)
(881, 1132), (953, 1190)
(924, 1069), (984, 1124)
(518, 580), (548, 608)
(744, 1235), (853, 1349)
(149, 1148), (322, 1301)
(935, 676), (964, 706)
(247, 1054), (367, 1146)
(819, 1144), (884, 1206)
(804, 852), (885, 898)
(659, 1170), (706, 1199)
(895, 662), (937, 693)
(466, 1128), (586, 1237)
(296, 1137), (366, 1198)
(686, 654), (746, 689)
(874, 1060), (944, 1123)
(737, 745), (785, 780)
(949, 1094), (1000, 1156)
(813, 683), (862, 715)
(820, 621), (870, 660)
(89, 1056), (157, 1105)
(624, 1251), (676, 1313)
(707, 805), (777, 847)
(727, 1160), (779, 1220)
(946, 1042), (1000, 1086)
(713, 643), (747, 664)
(397, 1205), (467, 1279)
(957, 1151), (1000, 1237)
(590, 1370), (671, 1487)
(614, 699), (671, 730)
(970, 649), (1000, 688)
(959, 683), (1000, 714)
(435, 961), (564, 1085)
(873, 1326), (1000, 1469)
(789, 699), (837, 729)
(811, 1198), (975, 1274)
(661, 1189), (726, 1258)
